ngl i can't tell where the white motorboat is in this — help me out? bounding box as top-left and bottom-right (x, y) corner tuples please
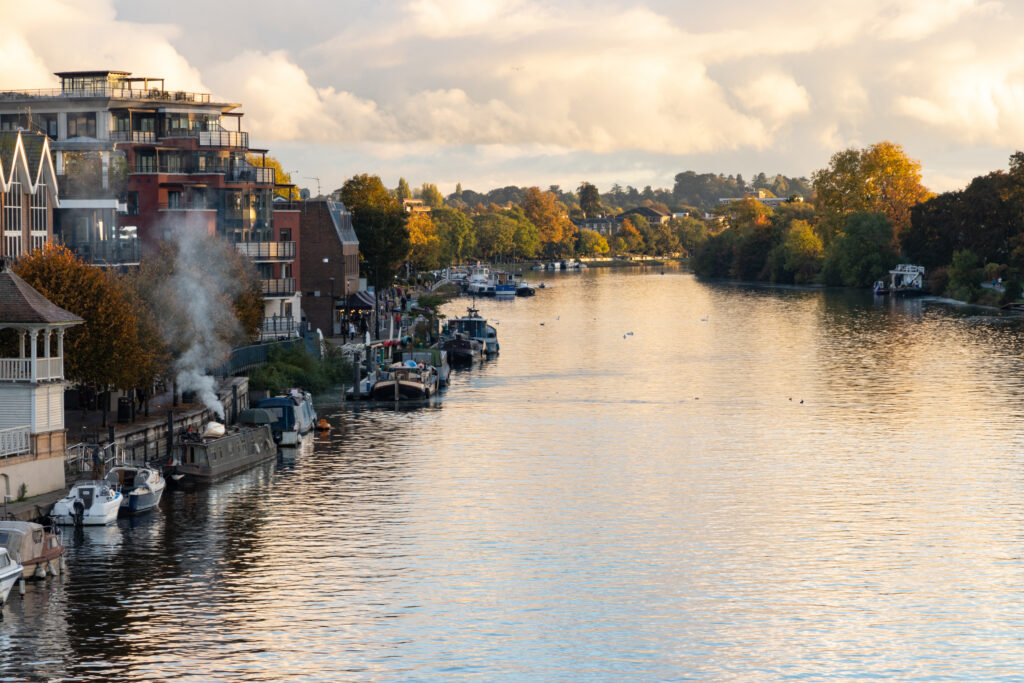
(0, 548), (23, 609)
(51, 481), (123, 525)
(0, 521), (64, 579)
(257, 389), (317, 446)
(105, 465), (166, 514)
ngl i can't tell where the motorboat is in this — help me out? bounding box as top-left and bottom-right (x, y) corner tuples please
(51, 481), (122, 526)
(105, 465), (166, 514)
(446, 306), (499, 356)
(170, 417), (277, 484)
(257, 389), (317, 446)
(516, 280), (536, 296)
(0, 548), (23, 609)
(0, 521), (64, 579)
(442, 333), (483, 367)
(371, 361), (439, 400)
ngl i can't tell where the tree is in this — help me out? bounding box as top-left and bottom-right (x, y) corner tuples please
(407, 211), (442, 271)
(420, 183), (445, 209)
(947, 249), (982, 301)
(522, 187), (575, 257)
(812, 141), (931, 243)
(351, 206), (410, 286)
(14, 244), (154, 390)
(578, 182), (602, 218)
(396, 177), (412, 201)
(671, 216), (711, 256)
(501, 206), (541, 260)
(433, 207), (475, 265)
(615, 219), (645, 253)
(768, 220), (823, 284)
(472, 213), (517, 260)
(246, 155), (296, 200)
(341, 174), (397, 212)
(821, 212), (899, 287)
(577, 228), (610, 256)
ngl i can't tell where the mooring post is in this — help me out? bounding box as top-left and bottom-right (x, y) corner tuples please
(232, 385), (238, 424)
(166, 411), (174, 458)
(352, 359), (361, 400)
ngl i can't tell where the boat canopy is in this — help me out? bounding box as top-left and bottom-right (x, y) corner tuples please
(0, 522), (44, 564)
(237, 408), (276, 425)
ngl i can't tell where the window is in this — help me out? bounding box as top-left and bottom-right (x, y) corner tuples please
(66, 113), (96, 138)
(122, 192), (139, 216)
(135, 153), (155, 173)
(279, 229), (292, 242)
(30, 189), (47, 252)
(4, 182), (23, 257)
(167, 191), (181, 209)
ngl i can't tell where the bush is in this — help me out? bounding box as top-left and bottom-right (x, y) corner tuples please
(249, 343), (352, 395)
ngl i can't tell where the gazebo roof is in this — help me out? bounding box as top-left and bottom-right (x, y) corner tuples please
(0, 264), (83, 326)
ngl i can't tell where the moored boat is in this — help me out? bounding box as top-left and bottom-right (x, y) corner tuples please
(257, 389), (317, 446)
(371, 361), (439, 400)
(442, 333), (482, 367)
(0, 548), (23, 609)
(51, 481), (122, 526)
(105, 465), (166, 514)
(398, 348), (451, 386)
(516, 280), (535, 296)
(0, 521), (64, 579)
(171, 419), (276, 484)
(446, 306), (499, 356)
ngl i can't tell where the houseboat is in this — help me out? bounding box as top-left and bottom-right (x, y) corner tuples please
(371, 361), (439, 400)
(170, 416), (276, 484)
(442, 333), (483, 367)
(257, 389), (317, 446)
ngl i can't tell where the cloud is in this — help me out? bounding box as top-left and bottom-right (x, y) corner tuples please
(733, 73), (812, 129)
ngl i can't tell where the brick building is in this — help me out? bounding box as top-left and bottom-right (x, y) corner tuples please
(289, 200), (359, 336)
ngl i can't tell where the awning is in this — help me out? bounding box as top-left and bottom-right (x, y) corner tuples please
(345, 291), (375, 309)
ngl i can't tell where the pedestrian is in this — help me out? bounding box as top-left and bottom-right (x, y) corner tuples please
(91, 443), (102, 479)
(349, 321), (357, 340)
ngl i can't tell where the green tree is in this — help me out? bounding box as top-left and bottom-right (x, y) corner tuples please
(472, 213), (517, 260)
(821, 212), (899, 287)
(577, 182), (602, 218)
(577, 228), (610, 256)
(341, 174), (397, 212)
(947, 249), (982, 301)
(671, 216), (710, 256)
(768, 220), (823, 284)
(396, 178), (412, 201)
(420, 183), (445, 209)
(501, 206), (541, 260)
(351, 206), (410, 287)
(433, 207), (475, 265)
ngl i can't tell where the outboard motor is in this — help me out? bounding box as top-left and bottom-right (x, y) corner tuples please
(72, 499), (85, 526)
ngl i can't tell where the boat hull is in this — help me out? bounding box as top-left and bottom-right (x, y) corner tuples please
(52, 484), (122, 525)
(123, 486), (164, 514)
(174, 425), (276, 484)
(0, 564), (22, 605)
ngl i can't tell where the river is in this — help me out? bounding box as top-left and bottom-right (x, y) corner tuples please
(6, 268), (1024, 681)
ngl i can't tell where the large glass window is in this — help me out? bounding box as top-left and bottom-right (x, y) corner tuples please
(135, 152), (155, 173)
(29, 189), (47, 252)
(66, 113), (96, 138)
(4, 181), (23, 257)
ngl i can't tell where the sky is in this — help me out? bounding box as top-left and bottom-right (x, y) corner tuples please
(3, 0), (1023, 196)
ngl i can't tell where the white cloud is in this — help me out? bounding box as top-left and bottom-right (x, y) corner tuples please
(733, 74), (811, 129)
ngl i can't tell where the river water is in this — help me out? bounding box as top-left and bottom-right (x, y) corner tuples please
(6, 268), (1024, 681)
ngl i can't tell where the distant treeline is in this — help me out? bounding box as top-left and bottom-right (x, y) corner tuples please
(448, 172), (813, 215)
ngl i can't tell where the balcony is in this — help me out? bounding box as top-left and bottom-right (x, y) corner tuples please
(0, 87), (211, 103)
(198, 130), (248, 148)
(235, 241), (295, 262)
(110, 131), (157, 143)
(67, 239), (142, 266)
(0, 357), (63, 382)
(0, 426), (31, 459)
(261, 278), (296, 297)
(259, 317), (309, 341)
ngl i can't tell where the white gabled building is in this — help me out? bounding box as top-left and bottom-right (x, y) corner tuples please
(0, 261), (82, 499)
(0, 130), (60, 261)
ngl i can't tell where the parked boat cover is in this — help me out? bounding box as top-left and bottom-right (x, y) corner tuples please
(0, 522), (44, 564)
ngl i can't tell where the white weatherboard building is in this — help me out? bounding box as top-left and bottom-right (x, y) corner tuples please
(0, 261), (82, 499)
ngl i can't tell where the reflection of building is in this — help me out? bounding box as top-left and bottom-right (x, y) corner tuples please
(290, 200), (360, 336)
(0, 70), (300, 334)
(0, 262), (83, 497)
(0, 130), (59, 260)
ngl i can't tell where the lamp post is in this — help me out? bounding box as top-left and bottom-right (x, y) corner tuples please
(329, 277), (336, 335)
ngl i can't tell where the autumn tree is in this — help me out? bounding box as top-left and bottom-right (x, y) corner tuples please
(14, 244), (155, 390)
(246, 155), (297, 200)
(522, 187), (575, 257)
(407, 211), (442, 271)
(812, 141), (931, 243)
(472, 213), (517, 260)
(577, 228), (610, 256)
(821, 212), (899, 287)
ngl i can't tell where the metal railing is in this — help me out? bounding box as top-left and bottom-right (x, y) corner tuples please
(235, 241), (295, 261)
(67, 240), (142, 266)
(0, 87), (212, 103)
(0, 426), (30, 459)
(261, 278), (296, 297)
(110, 131), (157, 143)
(198, 130), (248, 148)
(259, 317), (307, 340)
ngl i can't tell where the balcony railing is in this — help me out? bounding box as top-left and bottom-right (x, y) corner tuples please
(110, 131), (157, 143)
(259, 318), (309, 340)
(0, 426), (31, 459)
(235, 241), (295, 261)
(0, 87), (211, 103)
(261, 278), (296, 297)
(198, 131), (248, 148)
(0, 357), (63, 382)
(67, 239), (142, 266)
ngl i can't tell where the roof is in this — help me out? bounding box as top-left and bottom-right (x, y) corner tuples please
(0, 130), (59, 201)
(0, 265), (83, 326)
(54, 70), (131, 78)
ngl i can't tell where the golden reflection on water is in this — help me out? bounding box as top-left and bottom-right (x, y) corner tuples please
(7, 269), (1024, 680)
